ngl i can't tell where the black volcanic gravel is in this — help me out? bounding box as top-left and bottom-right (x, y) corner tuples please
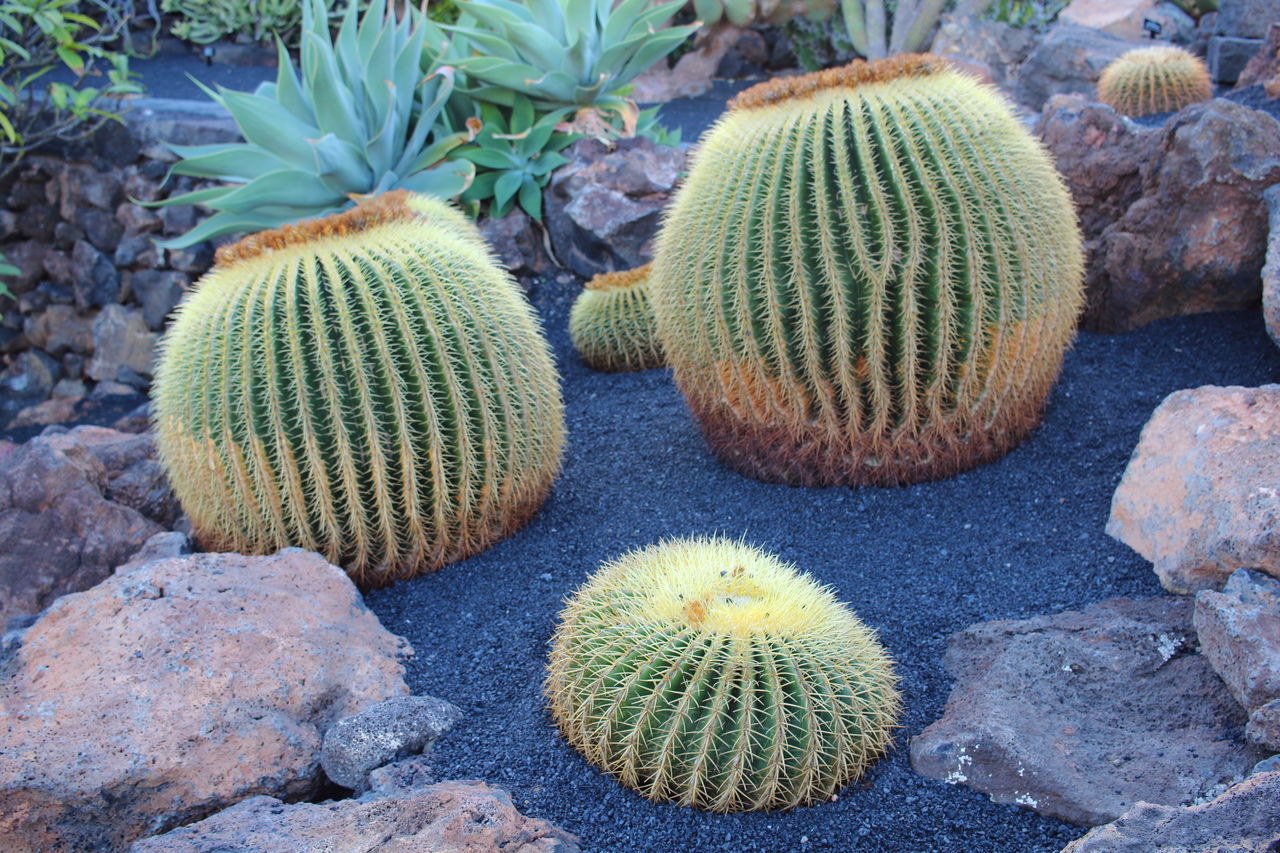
(364, 284), (1280, 853)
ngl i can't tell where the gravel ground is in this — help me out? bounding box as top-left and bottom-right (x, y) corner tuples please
(365, 285), (1280, 853)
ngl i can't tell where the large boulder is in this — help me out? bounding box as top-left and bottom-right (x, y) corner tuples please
(544, 137), (688, 280)
(1059, 0), (1195, 43)
(1195, 569), (1280, 750)
(1081, 99), (1280, 332)
(1235, 23), (1280, 89)
(930, 13), (1037, 90)
(0, 549), (411, 853)
(128, 781), (579, 853)
(1218, 0), (1280, 40)
(1013, 24), (1135, 111)
(910, 597), (1264, 826)
(0, 426), (168, 623)
(1108, 385), (1280, 593)
(1264, 184), (1280, 348)
(1061, 771), (1280, 852)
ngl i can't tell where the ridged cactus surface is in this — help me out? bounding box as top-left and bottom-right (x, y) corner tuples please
(569, 264), (665, 372)
(1097, 46), (1213, 117)
(649, 55), (1084, 486)
(153, 191), (565, 586)
(546, 537), (900, 812)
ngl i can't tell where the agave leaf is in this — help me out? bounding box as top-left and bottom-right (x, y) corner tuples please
(167, 144), (289, 181)
(311, 133), (373, 192)
(154, 209), (296, 249)
(523, 0), (566, 42)
(403, 125), (473, 175)
(615, 27), (700, 86)
(492, 170), (523, 214)
(271, 36), (311, 122)
(460, 169), (498, 202)
(442, 25), (520, 61)
(457, 147), (519, 170)
(301, 30), (365, 147)
(209, 169), (347, 215)
(147, 184), (238, 210)
(217, 88), (320, 166)
(398, 159), (474, 198)
(692, 0), (724, 25)
(517, 177), (542, 220)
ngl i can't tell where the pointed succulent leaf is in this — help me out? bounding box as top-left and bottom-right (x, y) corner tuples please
(167, 143), (289, 180)
(207, 169), (346, 215)
(518, 177), (542, 220)
(217, 88), (320, 166)
(153, 209), (294, 249)
(310, 133), (373, 192)
(398, 159), (474, 197)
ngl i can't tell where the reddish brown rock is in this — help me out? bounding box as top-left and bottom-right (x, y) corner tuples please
(0, 549), (411, 853)
(478, 206), (551, 278)
(1235, 23), (1280, 89)
(1195, 569), (1280, 750)
(1061, 771), (1280, 852)
(910, 597), (1263, 826)
(128, 781), (579, 853)
(23, 305), (93, 356)
(1085, 100), (1280, 332)
(1108, 385), (1280, 593)
(0, 428), (163, 623)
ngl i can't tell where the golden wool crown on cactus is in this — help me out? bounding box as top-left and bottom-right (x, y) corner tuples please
(649, 55), (1085, 487)
(1096, 45), (1213, 118)
(546, 537), (901, 812)
(152, 191), (565, 586)
(569, 264), (665, 372)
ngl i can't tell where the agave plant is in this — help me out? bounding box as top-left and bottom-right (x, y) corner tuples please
(151, 0), (474, 248)
(454, 95), (575, 221)
(440, 0), (698, 123)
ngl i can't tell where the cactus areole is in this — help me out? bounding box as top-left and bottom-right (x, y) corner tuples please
(152, 191), (565, 586)
(649, 55), (1085, 486)
(546, 537), (901, 812)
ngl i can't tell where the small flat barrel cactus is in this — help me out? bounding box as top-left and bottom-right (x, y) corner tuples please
(569, 264), (665, 372)
(1097, 45), (1213, 117)
(152, 191), (565, 586)
(649, 55), (1085, 486)
(546, 537), (901, 812)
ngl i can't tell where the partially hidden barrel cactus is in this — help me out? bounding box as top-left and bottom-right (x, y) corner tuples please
(649, 55), (1085, 486)
(153, 190), (565, 586)
(546, 537), (901, 812)
(569, 264), (665, 372)
(1097, 45), (1213, 117)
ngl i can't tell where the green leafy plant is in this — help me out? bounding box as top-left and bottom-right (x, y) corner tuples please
(151, 0), (475, 248)
(454, 95), (575, 221)
(688, 0), (834, 27)
(0, 0), (140, 177)
(0, 250), (17, 300)
(440, 0), (698, 131)
(547, 536), (900, 811)
(649, 55), (1085, 486)
(569, 264), (664, 372)
(839, 0), (946, 58)
(984, 0), (1067, 28)
(153, 191), (566, 586)
(633, 104), (680, 147)
(1169, 0), (1216, 18)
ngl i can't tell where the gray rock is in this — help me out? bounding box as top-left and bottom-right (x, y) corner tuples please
(115, 531), (191, 574)
(479, 207), (551, 278)
(1265, 186), (1280, 350)
(56, 163), (121, 218)
(1012, 24), (1135, 111)
(930, 13), (1037, 89)
(1060, 771), (1280, 852)
(545, 137), (688, 279)
(366, 753), (438, 795)
(129, 270), (188, 330)
(1249, 700), (1280, 750)
(1211, 35), (1268, 83)
(1217, 0), (1280, 39)
(73, 205), (122, 253)
(321, 695), (464, 791)
(68, 239), (120, 309)
(86, 304), (157, 384)
(910, 597), (1265, 826)
(23, 305), (93, 356)
(0, 350), (59, 426)
(127, 781), (580, 853)
(2, 240), (48, 294)
(1195, 569), (1280, 710)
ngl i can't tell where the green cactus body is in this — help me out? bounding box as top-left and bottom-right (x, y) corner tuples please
(649, 55), (1084, 486)
(153, 191), (565, 586)
(1097, 46), (1213, 117)
(569, 264), (665, 372)
(547, 537), (901, 812)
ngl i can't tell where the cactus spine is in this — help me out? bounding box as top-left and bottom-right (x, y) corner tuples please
(546, 537), (901, 812)
(1097, 46), (1213, 118)
(569, 264), (665, 372)
(152, 191), (565, 586)
(649, 55), (1084, 486)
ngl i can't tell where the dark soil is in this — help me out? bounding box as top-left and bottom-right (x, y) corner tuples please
(365, 286), (1280, 853)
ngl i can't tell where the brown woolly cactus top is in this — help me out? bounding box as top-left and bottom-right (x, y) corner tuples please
(214, 190), (433, 266)
(585, 264), (652, 292)
(728, 53), (953, 112)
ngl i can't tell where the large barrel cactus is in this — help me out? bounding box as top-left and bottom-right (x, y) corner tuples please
(569, 264), (664, 372)
(153, 191), (565, 586)
(649, 55), (1084, 486)
(547, 537), (901, 812)
(1096, 46), (1213, 118)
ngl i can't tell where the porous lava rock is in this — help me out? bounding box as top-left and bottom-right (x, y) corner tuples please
(0, 425), (168, 623)
(1195, 569), (1280, 750)
(0, 549), (411, 853)
(1013, 24), (1134, 111)
(1108, 385), (1280, 593)
(910, 597), (1263, 826)
(1060, 771), (1280, 852)
(127, 781), (580, 853)
(321, 695), (464, 792)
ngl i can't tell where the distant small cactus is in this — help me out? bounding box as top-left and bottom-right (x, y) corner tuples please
(546, 537), (901, 812)
(152, 191), (565, 586)
(1097, 46), (1213, 117)
(569, 265), (664, 372)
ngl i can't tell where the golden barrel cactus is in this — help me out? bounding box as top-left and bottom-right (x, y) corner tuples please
(649, 55), (1085, 486)
(569, 264), (665, 372)
(547, 537), (901, 812)
(152, 191), (565, 586)
(1097, 46), (1213, 117)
